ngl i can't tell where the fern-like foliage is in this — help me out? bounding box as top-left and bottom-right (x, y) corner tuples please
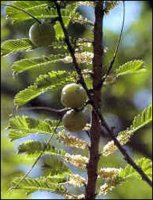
(12, 54), (71, 75)
(98, 157), (152, 196)
(8, 115), (60, 141)
(6, 1), (55, 23)
(103, 104), (152, 156)
(8, 115), (88, 152)
(1, 38), (33, 56)
(1, 38), (69, 56)
(6, 1), (80, 26)
(6, 1), (92, 41)
(14, 71), (75, 106)
(104, 60), (146, 85)
(18, 140), (65, 156)
(11, 174), (69, 194)
(115, 60), (146, 77)
(11, 172), (88, 196)
(54, 2), (79, 40)
(2, 1), (152, 198)
(42, 156), (71, 176)
(119, 158), (152, 180)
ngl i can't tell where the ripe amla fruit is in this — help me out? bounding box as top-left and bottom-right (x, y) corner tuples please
(29, 22), (55, 47)
(63, 110), (87, 132)
(61, 83), (87, 109)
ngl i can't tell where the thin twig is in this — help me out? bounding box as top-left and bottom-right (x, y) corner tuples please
(18, 106), (68, 115)
(102, 0), (125, 84)
(53, 0), (152, 189)
(54, 0), (91, 98)
(100, 117), (152, 187)
(8, 119), (62, 192)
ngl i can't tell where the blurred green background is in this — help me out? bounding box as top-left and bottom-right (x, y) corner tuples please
(1, 1), (152, 199)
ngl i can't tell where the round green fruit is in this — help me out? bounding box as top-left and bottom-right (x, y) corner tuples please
(29, 22), (55, 47)
(61, 83), (87, 109)
(62, 110), (87, 132)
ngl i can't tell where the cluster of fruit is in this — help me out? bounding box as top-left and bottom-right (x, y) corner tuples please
(29, 22), (88, 132)
(61, 83), (88, 132)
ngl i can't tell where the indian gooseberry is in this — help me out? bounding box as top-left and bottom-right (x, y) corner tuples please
(29, 22), (55, 47)
(62, 110), (87, 132)
(61, 83), (87, 109)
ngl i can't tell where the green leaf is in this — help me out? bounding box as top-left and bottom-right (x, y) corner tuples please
(98, 158), (152, 196)
(119, 158), (152, 180)
(11, 174), (68, 194)
(8, 115), (59, 140)
(18, 140), (65, 156)
(115, 60), (146, 77)
(103, 105), (152, 156)
(14, 71), (74, 106)
(1, 38), (33, 56)
(63, 3), (78, 27)
(14, 85), (42, 107)
(12, 54), (69, 75)
(119, 104), (152, 137)
(42, 156), (71, 176)
(6, 1), (78, 24)
(6, 1), (54, 23)
(54, 3), (78, 40)
(54, 21), (65, 40)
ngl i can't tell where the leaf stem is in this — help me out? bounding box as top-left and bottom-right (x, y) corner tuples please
(18, 106), (68, 116)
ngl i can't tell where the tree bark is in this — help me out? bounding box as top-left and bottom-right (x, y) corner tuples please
(85, 1), (104, 199)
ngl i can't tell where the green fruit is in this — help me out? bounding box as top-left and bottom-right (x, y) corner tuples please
(61, 83), (87, 109)
(63, 110), (87, 132)
(29, 22), (55, 47)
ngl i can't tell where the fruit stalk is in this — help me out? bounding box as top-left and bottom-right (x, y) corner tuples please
(85, 1), (104, 199)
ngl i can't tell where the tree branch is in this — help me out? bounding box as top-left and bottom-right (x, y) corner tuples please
(85, 1), (104, 199)
(99, 115), (152, 187)
(54, 0), (91, 98)
(54, 0), (152, 193)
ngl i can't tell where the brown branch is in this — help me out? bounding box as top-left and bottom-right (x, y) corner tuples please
(100, 117), (152, 187)
(54, 0), (152, 195)
(85, 1), (104, 199)
(54, 0), (91, 98)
